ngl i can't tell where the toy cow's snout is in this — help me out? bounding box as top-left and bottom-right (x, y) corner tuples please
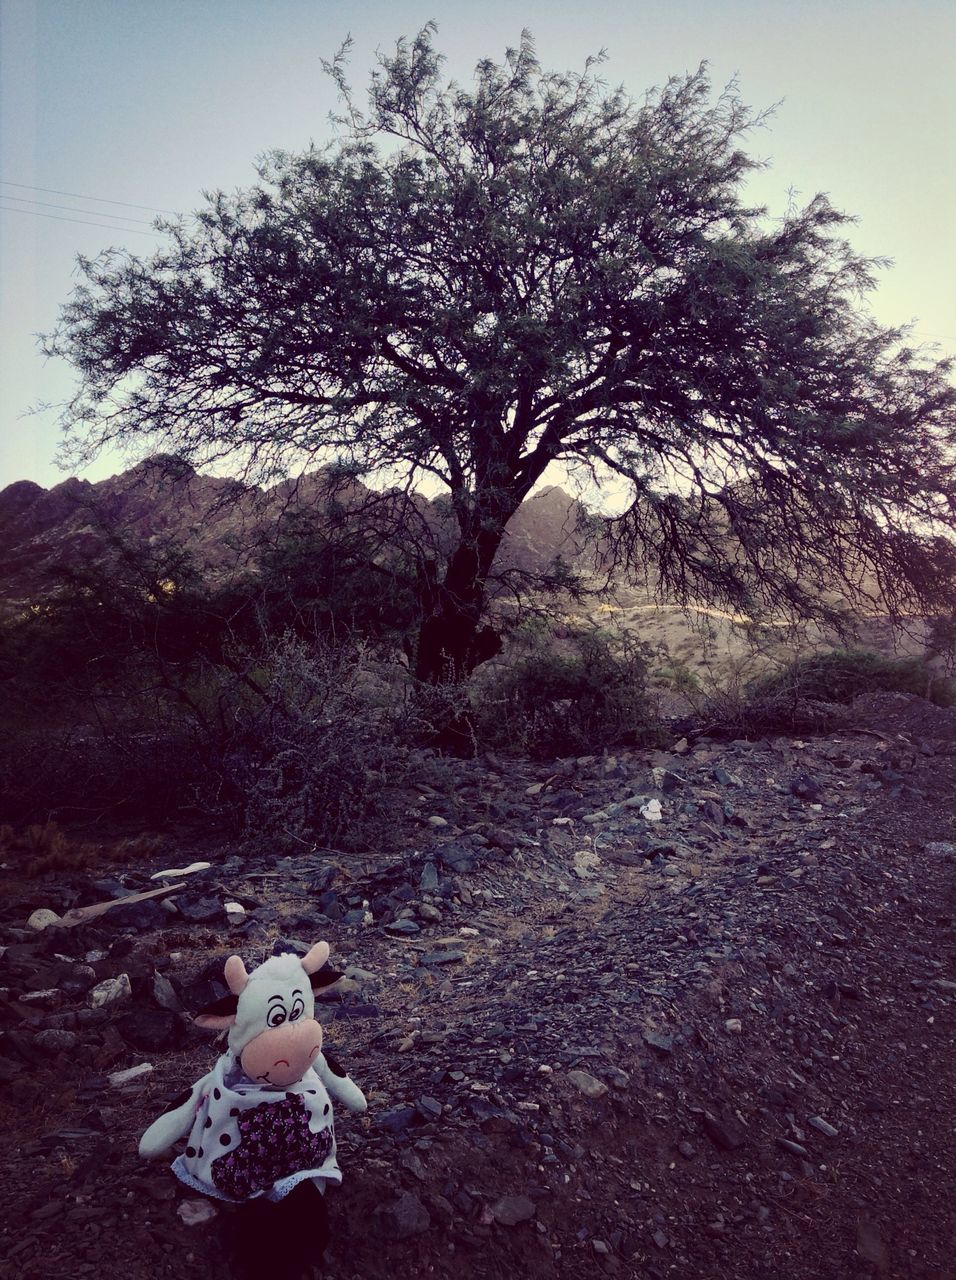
(239, 1017), (323, 1088)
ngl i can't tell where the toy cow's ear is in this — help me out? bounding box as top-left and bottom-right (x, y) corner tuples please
(194, 991), (239, 1029)
(310, 962), (343, 991)
(300, 941), (331, 975)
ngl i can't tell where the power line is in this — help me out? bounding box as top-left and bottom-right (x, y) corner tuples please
(0, 204), (163, 236)
(3, 194), (158, 226)
(0, 179), (179, 215)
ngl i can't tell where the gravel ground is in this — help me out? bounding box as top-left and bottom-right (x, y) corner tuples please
(1, 697), (954, 1280)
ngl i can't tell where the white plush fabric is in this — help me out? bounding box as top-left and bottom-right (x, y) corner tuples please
(170, 1051), (340, 1203)
(225, 952), (318, 1056)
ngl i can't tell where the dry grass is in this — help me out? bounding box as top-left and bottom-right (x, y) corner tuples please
(0, 822), (164, 877)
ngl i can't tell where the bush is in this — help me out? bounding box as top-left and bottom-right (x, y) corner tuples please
(230, 636), (409, 853)
(748, 647), (955, 707)
(0, 723), (216, 828)
(0, 624), (410, 852)
(473, 626), (661, 758)
(691, 644), (956, 739)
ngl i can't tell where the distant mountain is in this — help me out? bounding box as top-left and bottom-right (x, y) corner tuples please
(0, 457), (594, 604)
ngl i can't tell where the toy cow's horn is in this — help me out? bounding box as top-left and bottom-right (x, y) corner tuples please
(301, 941), (330, 974)
(224, 954), (249, 995)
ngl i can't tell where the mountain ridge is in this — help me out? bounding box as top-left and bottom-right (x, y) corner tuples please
(0, 458), (592, 604)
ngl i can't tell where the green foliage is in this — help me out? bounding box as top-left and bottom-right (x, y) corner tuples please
(46, 27), (956, 684)
(474, 627), (661, 758)
(690, 644), (956, 739)
(652, 657), (704, 697)
(925, 613), (956, 669)
(252, 521), (422, 650)
(748, 647), (955, 707)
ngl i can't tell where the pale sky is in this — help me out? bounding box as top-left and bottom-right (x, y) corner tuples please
(1, 0), (954, 491)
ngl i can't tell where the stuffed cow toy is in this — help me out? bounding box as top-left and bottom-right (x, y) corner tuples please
(140, 941), (367, 1278)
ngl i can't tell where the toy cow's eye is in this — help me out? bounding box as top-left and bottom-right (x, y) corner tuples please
(289, 998), (305, 1022)
(267, 1005), (287, 1027)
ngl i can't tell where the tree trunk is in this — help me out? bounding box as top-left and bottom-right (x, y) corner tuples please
(413, 522), (505, 685)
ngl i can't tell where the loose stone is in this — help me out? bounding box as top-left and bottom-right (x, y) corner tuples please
(568, 1070), (608, 1099)
(88, 973), (132, 1008)
(491, 1195), (536, 1226)
(33, 1028), (78, 1053)
(807, 1115), (839, 1137)
(27, 909), (61, 932)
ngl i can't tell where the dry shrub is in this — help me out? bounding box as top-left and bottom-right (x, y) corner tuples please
(0, 822), (164, 877)
(0, 630), (410, 854)
(749, 647), (955, 707)
(694, 647), (951, 738)
(472, 626), (661, 759)
(0, 724), (214, 828)
(225, 636), (410, 853)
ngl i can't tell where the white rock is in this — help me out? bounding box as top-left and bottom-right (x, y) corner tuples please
(640, 799), (663, 822)
(725, 1018), (743, 1034)
(426, 815), (448, 828)
(19, 989), (62, 1009)
(573, 850), (601, 879)
(177, 1199), (218, 1226)
(27, 908), (61, 932)
(150, 861), (211, 881)
(224, 901), (246, 923)
(89, 973), (132, 1008)
(108, 1062), (154, 1087)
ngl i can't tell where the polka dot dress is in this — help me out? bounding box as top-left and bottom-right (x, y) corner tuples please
(171, 1053), (340, 1203)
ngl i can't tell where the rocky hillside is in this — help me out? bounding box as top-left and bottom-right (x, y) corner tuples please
(0, 458), (592, 605)
(1, 692), (953, 1280)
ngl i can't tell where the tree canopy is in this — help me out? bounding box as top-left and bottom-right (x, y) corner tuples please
(48, 27), (956, 681)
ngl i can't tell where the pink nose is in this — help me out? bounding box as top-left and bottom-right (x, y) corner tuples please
(238, 1019), (323, 1087)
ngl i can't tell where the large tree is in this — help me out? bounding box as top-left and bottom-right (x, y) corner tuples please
(49, 28), (956, 682)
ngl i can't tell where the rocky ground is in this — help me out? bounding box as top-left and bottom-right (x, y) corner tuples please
(1, 692), (954, 1280)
